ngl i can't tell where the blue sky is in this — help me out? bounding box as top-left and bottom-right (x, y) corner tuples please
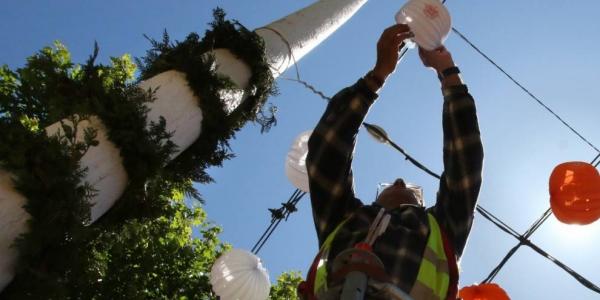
(2, 0), (600, 299)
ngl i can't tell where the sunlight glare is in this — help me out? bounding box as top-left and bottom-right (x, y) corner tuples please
(548, 218), (599, 246)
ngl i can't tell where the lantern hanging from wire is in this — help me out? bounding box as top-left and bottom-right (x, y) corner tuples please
(549, 161), (600, 225)
(285, 130), (312, 193)
(210, 248), (271, 300)
(459, 283), (510, 300)
(395, 0), (452, 50)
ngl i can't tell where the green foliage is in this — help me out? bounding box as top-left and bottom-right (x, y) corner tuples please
(77, 203), (230, 300)
(0, 7), (289, 299)
(0, 116), (94, 299)
(270, 271), (304, 300)
(138, 8), (278, 195)
(0, 40), (164, 298)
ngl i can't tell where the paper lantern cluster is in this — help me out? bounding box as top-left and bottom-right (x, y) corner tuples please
(395, 0), (451, 50)
(549, 161), (600, 225)
(210, 249), (271, 300)
(285, 130), (312, 193)
(459, 283), (510, 300)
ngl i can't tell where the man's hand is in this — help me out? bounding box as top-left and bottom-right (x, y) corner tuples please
(419, 46), (463, 87)
(372, 24), (414, 81)
(418, 46), (455, 73)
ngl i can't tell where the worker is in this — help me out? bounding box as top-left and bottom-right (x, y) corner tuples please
(299, 24), (484, 299)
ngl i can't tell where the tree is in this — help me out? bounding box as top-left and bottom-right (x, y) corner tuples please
(0, 37), (299, 299)
(270, 271), (304, 300)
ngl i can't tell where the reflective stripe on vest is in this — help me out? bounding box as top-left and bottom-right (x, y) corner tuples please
(313, 213), (451, 299)
(409, 213), (450, 300)
(314, 218), (350, 295)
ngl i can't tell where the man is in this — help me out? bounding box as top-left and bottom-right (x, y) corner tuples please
(302, 24), (484, 299)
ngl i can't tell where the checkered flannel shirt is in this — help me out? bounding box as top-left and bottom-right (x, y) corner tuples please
(306, 78), (484, 292)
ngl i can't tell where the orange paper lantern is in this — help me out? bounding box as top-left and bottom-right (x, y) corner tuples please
(459, 283), (510, 300)
(549, 161), (600, 225)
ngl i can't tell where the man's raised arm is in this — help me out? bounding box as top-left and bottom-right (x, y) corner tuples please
(307, 24), (414, 246)
(423, 47), (484, 259)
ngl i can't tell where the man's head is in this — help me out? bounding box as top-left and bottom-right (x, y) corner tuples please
(376, 179), (423, 209)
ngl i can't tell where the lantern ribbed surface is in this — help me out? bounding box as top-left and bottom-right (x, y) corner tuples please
(549, 161), (600, 225)
(285, 130), (312, 193)
(459, 283), (510, 300)
(210, 249), (271, 300)
(395, 0), (451, 50)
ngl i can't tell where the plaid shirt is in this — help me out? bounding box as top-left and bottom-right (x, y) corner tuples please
(306, 78), (483, 293)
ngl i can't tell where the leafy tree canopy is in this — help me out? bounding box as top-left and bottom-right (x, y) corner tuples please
(0, 35), (300, 300)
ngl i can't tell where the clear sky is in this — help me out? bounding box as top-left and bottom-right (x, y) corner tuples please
(2, 0), (600, 299)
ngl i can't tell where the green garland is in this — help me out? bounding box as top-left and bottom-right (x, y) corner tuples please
(1, 39), (179, 224)
(0, 39), (182, 295)
(138, 8), (277, 190)
(75, 46), (180, 224)
(0, 7), (276, 297)
(0, 116), (95, 295)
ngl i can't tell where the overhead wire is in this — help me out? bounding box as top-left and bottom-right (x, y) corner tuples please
(251, 189), (306, 254)
(449, 26), (600, 154)
(257, 25), (332, 102)
(592, 152), (600, 167)
(482, 207), (551, 283)
(478, 201), (600, 293)
(251, 2), (600, 291)
(444, 0), (599, 155)
(371, 123), (600, 293)
(250, 190), (296, 254)
(523, 208), (553, 239)
(440, 0), (600, 288)
(483, 154), (597, 283)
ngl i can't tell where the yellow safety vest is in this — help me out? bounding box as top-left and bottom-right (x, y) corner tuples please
(409, 213), (450, 300)
(313, 213), (451, 300)
(314, 218), (350, 295)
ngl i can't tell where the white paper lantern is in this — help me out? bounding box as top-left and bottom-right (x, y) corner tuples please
(285, 130), (312, 193)
(210, 249), (271, 300)
(395, 0), (451, 51)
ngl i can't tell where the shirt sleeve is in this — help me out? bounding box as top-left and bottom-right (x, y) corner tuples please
(431, 84), (484, 259)
(306, 79), (378, 246)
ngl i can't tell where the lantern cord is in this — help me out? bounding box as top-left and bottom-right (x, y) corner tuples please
(264, 17), (600, 157)
(450, 26), (600, 154)
(480, 207), (549, 283)
(522, 208), (552, 239)
(264, 0), (600, 154)
(252, 189), (306, 254)
(479, 205), (552, 282)
(524, 239), (600, 293)
(592, 153), (600, 167)
(476, 206), (521, 239)
(250, 191), (294, 254)
(253, 217), (283, 254)
(479, 204), (600, 294)
(368, 122), (600, 293)
(255, 191), (305, 254)
(446, 0), (597, 153)
(251, 189), (302, 253)
(281, 78), (332, 102)
(258, 25), (411, 102)
(397, 45), (410, 64)
(484, 153), (598, 282)
(257, 25), (332, 102)
(482, 243), (521, 284)
(252, 189), (305, 254)
(251, 189), (299, 253)
(362, 123), (441, 180)
(260, 2), (600, 291)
